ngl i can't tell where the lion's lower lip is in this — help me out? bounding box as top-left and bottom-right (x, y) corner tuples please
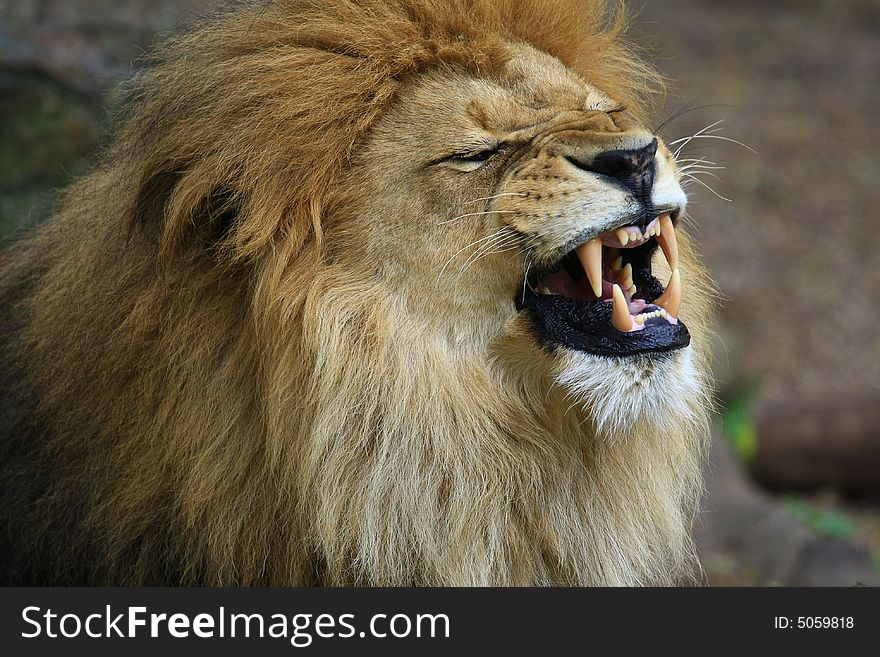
(520, 295), (691, 357)
(517, 213), (689, 357)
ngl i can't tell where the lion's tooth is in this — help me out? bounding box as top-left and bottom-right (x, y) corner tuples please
(622, 263), (633, 287)
(657, 213), (679, 270)
(612, 256), (624, 272)
(576, 238), (603, 298)
(616, 228), (630, 247)
(654, 268), (681, 317)
(540, 286), (552, 295)
(611, 284), (633, 332)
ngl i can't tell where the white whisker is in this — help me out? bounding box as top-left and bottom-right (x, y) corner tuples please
(437, 209), (516, 226)
(436, 229), (509, 280)
(681, 174), (732, 202)
(677, 157), (724, 173)
(467, 243), (522, 269)
(682, 170), (723, 183)
(459, 232), (521, 273)
(521, 258), (533, 305)
(670, 119), (725, 158)
(678, 164), (727, 173)
(677, 134), (756, 153)
(668, 119), (725, 144)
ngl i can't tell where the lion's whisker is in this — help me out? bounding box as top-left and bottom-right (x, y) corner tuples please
(676, 134), (756, 153)
(459, 231), (522, 273)
(521, 258), (533, 306)
(678, 167), (725, 177)
(464, 193), (527, 205)
(437, 228), (509, 279)
(677, 157), (724, 173)
(677, 209), (704, 238)
(465, 244), (522, 271)
(670, 118), (725, 143)
(681, 173), (732, 202)
(437, 209), (516, 226)
(670, 119), (727, 158)
(682, 170), (723, 182)
(677, 157), (719, 166)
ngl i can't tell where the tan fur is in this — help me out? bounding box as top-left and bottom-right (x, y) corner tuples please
(0, 0), (714, 585)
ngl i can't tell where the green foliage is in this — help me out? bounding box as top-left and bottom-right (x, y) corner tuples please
(0, 72), (97, 242)
(783, 495), (856, 541)
(720, 387), (758, 462)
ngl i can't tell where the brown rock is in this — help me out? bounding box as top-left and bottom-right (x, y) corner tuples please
(751, 394), (880, 491)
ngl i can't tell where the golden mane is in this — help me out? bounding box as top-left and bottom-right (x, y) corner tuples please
(0, 0), (709, 586)
(119, 0), (660, 260)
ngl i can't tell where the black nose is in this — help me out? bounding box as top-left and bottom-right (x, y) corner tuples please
(591, 139), (657, 180)
(571, 138), (658, 201)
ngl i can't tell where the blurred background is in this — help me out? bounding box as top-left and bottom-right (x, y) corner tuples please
(1, 0), (878, 585)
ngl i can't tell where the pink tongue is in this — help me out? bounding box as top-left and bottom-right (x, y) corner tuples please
(600, 278), (643, 306)
(538, 269), (595, 300)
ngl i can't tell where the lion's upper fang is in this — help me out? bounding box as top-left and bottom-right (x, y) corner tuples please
(531, 212), (681, 334)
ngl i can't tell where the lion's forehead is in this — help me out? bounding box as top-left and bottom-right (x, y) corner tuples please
(398, 44), (624, 139)
(502, 45), (617, 112)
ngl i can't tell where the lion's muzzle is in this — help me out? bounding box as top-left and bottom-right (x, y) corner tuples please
(518, 208), (690, 357)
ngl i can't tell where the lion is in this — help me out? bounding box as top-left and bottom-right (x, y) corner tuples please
(0, 0), (714, 586)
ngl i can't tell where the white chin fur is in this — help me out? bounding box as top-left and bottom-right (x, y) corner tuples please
(555, 345), (707, 439)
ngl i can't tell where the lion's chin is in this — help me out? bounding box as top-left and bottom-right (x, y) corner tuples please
(555, 345), (708, 440)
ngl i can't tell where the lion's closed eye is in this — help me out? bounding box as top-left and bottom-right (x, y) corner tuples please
(432, 143), (502, 171)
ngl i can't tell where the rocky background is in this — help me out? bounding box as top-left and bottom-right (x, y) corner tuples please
(1, 0), (878, 585)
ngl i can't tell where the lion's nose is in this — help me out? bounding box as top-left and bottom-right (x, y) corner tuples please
(591, 139), (657, 181)
(569, 138), (658, 200)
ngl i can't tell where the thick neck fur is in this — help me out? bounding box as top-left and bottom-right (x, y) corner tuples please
(285, 267), (708, 585)
(6, 209), (707, 585)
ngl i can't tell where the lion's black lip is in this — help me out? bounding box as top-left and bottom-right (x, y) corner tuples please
(517, 238), (690, 357)
(518, 293), (690, 357)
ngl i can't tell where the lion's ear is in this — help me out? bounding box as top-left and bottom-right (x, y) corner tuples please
(131, 168), (185, 234)
(189, 187), (240, 247)
(130, 164), (244, 258)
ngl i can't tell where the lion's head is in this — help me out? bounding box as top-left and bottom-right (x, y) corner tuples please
(1, 0), (714, 585)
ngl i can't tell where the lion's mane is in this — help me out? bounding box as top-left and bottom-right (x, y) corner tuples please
(0, 0), (709, 585)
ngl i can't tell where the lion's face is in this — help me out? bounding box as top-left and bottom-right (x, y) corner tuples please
(330, 43), (699, 433)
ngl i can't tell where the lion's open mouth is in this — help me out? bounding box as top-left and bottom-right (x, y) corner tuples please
(517, 212), (691, 357)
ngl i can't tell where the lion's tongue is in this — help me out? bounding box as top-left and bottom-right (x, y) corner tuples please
(573, 213), (681, 332)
